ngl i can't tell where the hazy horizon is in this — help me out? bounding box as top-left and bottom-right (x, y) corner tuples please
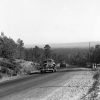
(25, 41), (100, 48)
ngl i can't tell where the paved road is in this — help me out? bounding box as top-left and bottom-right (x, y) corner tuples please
(0, 68), (91, 100)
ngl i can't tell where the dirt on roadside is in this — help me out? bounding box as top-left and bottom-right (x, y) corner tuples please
(81, 70), (100, 100)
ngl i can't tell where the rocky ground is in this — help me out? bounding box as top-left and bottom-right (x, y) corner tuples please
(0, 59), (39, 83)
(81, 69), (100, 100)
(43, 71), (94, 100)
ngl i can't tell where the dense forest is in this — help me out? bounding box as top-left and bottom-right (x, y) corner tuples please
(0, 32), (100, 67)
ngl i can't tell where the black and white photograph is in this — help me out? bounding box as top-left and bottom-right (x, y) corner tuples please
(0, 0), (100, 100)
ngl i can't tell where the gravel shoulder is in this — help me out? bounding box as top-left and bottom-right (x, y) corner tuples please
(45, 71), (94, 100)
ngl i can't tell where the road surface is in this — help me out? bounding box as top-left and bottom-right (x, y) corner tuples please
(0, 68), (92, 100)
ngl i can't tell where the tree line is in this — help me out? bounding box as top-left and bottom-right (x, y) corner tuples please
(0, 33), (52, 63)
(0, 32), (100, 67)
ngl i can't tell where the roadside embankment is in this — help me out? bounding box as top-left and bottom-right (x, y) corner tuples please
(0, 58), (39, 83)
(82, 69), (100, 100)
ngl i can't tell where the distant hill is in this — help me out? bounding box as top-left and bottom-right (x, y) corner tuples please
(25, 41), (100, 49)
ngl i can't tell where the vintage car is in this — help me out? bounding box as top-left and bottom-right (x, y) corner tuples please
(40, 59), (57, 73)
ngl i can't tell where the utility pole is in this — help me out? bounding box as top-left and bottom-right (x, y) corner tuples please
(89, 42), (91, 64)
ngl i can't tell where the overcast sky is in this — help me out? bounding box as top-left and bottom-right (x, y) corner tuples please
(0, 0), (100, 45)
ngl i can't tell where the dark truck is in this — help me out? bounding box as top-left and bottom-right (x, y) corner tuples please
(60, 61), (66, 68)
(40, 59), (57, 73)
